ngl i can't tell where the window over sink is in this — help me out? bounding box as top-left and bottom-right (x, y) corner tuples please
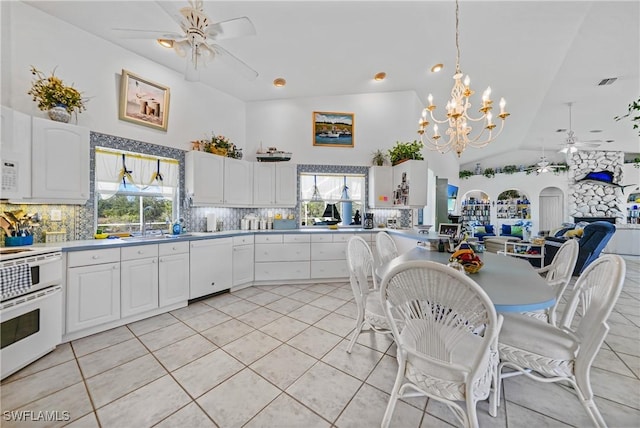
(299, 172), (365, 226)
(95, 147), (179, 234)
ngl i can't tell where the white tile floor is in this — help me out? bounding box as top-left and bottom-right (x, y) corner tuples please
(1, 255), (638, 427)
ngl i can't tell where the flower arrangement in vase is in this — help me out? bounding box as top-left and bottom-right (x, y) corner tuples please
(27, 66), (86, 123)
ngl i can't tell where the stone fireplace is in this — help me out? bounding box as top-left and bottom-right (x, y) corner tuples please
(568, 151), (625, 223)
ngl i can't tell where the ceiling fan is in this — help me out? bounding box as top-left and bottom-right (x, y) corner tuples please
(558, 102), (601, 154)
(113, 0), (258, 82)
(527, 143), (561, 174)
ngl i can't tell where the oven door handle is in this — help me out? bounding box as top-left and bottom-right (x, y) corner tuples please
(27, 256), (63, 268)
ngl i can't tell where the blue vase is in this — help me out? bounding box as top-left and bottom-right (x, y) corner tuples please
(48, 104), (71, 123)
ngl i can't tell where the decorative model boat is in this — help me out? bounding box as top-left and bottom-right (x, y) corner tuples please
(256, 146), (292, 162)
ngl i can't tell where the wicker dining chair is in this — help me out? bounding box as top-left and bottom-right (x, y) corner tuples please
(376, 231), (399, 267)
(524, 238), (579, 325)
(491, 254), (626, 427)
(345, 236), (394, 353)
(380, 260), (503, 428)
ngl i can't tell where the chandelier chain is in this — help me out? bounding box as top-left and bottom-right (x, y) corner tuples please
(416, 0), (509, 157)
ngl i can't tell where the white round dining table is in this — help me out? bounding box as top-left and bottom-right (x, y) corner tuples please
(375, 246), (555, 313)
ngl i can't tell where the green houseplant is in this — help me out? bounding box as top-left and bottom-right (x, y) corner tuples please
(371, 149), (388, 166)
(459, 169), (474, 180)
(502, 165), (518, 174)
(483, 168), (496, 178)
(27, 66), (86, 116)
(388, 140), (424, 165)
(614, 97), (640, 135)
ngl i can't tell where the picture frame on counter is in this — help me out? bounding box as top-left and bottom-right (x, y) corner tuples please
(313, 111), (354, 148)
(119, 69), (170, 131)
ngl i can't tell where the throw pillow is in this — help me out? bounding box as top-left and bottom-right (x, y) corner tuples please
(564, 229), (584, 238)
(485, 225), (495, 234)
(511, 226), (523, 237)
(501, 224), (511, 235)
(475, 226), (486, 234)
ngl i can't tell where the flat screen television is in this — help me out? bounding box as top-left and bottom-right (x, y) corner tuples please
(447, 184), (459, 213)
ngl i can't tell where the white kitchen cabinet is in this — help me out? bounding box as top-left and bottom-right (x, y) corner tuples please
(30, 117), (89, 203)
(224, 157), (253, 206)
(368, 166), (393, 208)
(66, 248), (121, 333)
(254, 234), (310, 281)
(232, 235), (254, 287)
(159, 242), (190, 307)
(392, 160), (428, 207)
(185, 151), (224, 205)
(253, 162), (297, 207)
(190, 238), (233, 299)
(121, 245), (159, 318)
(1, 106), (32, 200)
(121, 257), (159, 318)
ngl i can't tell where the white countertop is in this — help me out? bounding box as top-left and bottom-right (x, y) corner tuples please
(27, 227), (426, 252)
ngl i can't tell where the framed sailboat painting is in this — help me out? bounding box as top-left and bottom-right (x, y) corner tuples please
(313, 111), (354, 147)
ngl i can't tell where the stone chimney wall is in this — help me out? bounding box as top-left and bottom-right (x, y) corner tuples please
(568, 151), (624, 223)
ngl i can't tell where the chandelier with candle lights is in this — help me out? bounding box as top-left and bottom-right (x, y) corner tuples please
(418, 0), (509, 157)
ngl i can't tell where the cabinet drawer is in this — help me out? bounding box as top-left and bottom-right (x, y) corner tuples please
(254, 261), (310, 281)
(121, 244), (159, 261)
(312, 242), (347, 261)
(159, 241), (189, 256)
(311, 260), (349, 279)
(284, 234), (310, 243)
(67, 248), (120, 267)
(254, 234), (283, 244)
(311, 234), (333, 243)
(332, 234), (355, 243)
(255, 243), (310, 262)
(233, 235), (255, 246)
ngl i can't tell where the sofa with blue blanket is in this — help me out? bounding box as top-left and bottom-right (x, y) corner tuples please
(544, 221), (616, 275)
(499, 220), (531, 239)
(472, 224), (496, 242)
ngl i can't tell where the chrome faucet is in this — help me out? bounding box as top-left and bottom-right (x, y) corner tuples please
(142, 206), (153, 236)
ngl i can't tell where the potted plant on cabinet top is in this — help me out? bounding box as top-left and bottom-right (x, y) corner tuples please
(388, 140), (424, 166)
(28, 66), (86, 123)
(371, 149), (388, 166)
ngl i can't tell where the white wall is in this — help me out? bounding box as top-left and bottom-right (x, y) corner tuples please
(458, 171), (571, 234)
(2, 1), (246, 151)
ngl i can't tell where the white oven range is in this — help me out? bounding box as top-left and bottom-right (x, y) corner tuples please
(1, 246), (63, 380)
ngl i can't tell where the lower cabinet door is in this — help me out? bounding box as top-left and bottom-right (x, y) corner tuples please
(254, 261), (310, 281)
(67, 262), (120, 333)
(159, 253), (190, 307)
(121, 257), (159, 318)
(311, 260), (349, 279)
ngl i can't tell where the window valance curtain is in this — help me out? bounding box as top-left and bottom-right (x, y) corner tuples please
(299, 174), (363, 201)
(95, 147), (179, 198)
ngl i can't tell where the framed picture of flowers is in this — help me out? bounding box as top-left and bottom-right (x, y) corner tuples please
(119, 70), (170, 131)
(313, 111), (354, 147)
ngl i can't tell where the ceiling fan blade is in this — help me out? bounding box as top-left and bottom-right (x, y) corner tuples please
(208, 16), (256, 41)
(112, 28), (182, 40)
(156, 1), (190, 30)
(575, 141), (601, 147)
(209, 43), (258, 80)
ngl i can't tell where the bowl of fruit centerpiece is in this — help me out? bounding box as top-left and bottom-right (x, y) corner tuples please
(449, 241), (484, 274)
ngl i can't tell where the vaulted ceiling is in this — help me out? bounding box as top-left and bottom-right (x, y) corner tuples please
(25, 1), (640, 166)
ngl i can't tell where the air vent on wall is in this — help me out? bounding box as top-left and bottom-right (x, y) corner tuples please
(597, 77), (617, 86)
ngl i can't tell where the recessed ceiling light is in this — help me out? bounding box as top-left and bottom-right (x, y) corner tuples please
(157, 39), (174, 48)
(273, 78), (286, 87)
(374, 72), (386, 81)
(431, 63), (444, 73)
